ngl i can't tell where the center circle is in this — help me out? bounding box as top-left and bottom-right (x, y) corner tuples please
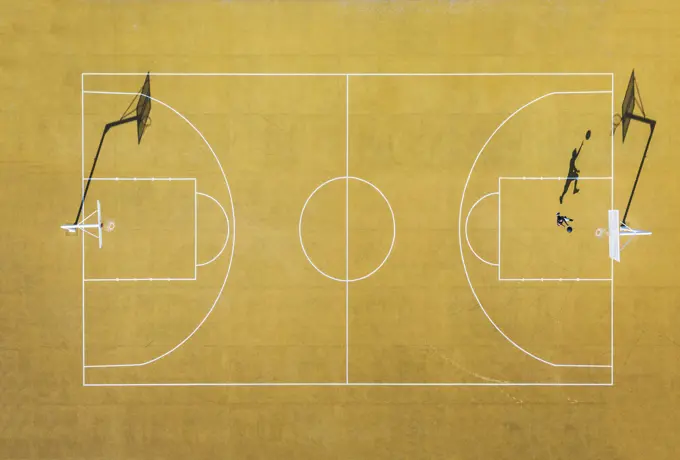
(299, 176), (396, 283)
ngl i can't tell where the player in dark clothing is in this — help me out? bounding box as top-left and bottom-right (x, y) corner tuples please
(559, 147), (582, 204)
(556, 212), (574, 232)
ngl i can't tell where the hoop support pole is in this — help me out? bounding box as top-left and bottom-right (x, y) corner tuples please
(621, 114), (656, 226)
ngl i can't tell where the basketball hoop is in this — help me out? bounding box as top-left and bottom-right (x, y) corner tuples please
(611, 113), (622, 137)
(606, 210), (652, 262)
(103, 219), (116, 232)
(60, 200), (105, 248)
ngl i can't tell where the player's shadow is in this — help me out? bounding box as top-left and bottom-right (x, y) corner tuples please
(559, 130), (590, 204)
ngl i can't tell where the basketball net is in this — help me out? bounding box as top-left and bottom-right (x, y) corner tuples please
(611, 113), (622, 137)
(103, 219), (116, 232)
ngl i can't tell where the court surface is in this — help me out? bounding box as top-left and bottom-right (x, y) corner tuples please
(3, 1), (680, 459)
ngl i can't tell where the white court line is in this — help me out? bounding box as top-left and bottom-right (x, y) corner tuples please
(464, 192), (499, 266)
(498, 178), (501, 279)
(459, 90), (614, 369)
(499, 278), (612, 282)
(194, 180), (197, 278)
(83, 382), (613, 387)
(82, 90), (236, 372)
(80, 79), (614, 384)
(84, 177), (196, 181)
(345, 74), (350, 384)
(611, 73), (615, 383)
(195, 192), (231, 267)
(499, 176), (612, 180)
(84, 72), (615, 77)
(84, 278), (196, 282)
(81, 73), (85, 386)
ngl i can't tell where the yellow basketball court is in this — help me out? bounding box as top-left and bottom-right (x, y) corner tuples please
(3, 1), (680, 458)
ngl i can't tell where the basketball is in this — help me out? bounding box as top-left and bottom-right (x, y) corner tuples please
(585, 130), (591, 140)
(567, 226), (573, 233)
